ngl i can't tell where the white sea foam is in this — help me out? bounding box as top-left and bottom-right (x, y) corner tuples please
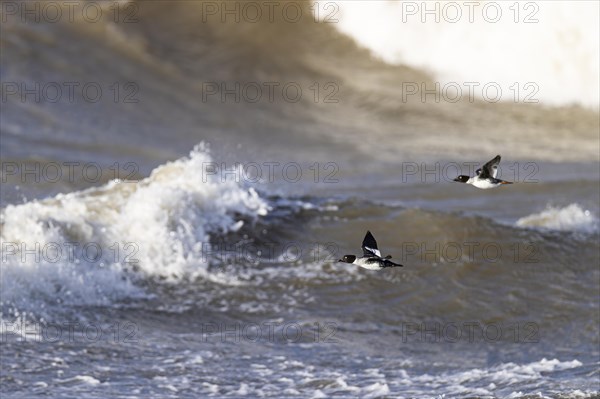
(515, 204), (598, 233)
(410, 358), (584, 395)
(362, 382), (390, 398)
(0, 144), (269, 318)
(57, 375), (101, 386)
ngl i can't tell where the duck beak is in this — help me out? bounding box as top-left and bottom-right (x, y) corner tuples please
(501, 181), (513, 184)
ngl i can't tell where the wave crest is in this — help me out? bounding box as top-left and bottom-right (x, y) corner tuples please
(515, 203), (598, 233)
(0, 144), (268, 318)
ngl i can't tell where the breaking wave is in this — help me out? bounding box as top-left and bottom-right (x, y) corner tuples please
(515, 203), (599, 233)
(0, 144), (269, 318)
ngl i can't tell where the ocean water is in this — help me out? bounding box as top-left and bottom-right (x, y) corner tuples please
(1, 1), (599, 398)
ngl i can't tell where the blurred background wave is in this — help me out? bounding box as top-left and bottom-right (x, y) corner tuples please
(1, 1), (599, 397)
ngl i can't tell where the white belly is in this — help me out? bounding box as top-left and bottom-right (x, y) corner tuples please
(469, 178), (498, 189)
(354, 258), (383, 270)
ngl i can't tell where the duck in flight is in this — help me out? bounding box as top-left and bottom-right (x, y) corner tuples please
(338, 231), (403, 270)
(453, 155), (513, 189)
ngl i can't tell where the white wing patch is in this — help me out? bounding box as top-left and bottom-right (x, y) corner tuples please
(365, 246), (381, 257)
(491, 165), (498, 178)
